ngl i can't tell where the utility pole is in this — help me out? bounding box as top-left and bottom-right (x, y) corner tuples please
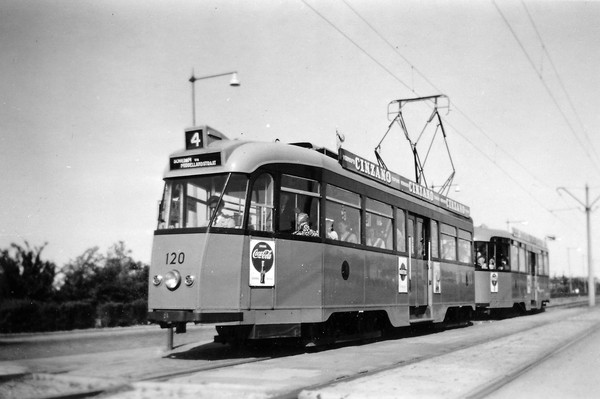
(557, 184), (600, 307)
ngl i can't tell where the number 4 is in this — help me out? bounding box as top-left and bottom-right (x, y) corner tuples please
(190, 132), (202, 147)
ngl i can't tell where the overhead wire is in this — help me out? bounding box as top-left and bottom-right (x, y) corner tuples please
(521, 0), (600, 164)
(341, 0), (555, 193)
(492, 0), (600, 175)
(300, 0), (577, 230)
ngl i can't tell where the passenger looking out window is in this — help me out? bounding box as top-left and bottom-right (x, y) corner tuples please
(293, 213), (319, 237)
(337, 220), (358, 243)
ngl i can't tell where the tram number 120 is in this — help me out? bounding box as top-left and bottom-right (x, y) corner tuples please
(166, 252), (185, 265)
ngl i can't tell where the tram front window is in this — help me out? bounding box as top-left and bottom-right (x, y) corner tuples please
(157, 174), (247, 230)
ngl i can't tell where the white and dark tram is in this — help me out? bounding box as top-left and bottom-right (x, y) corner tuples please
(148, 125), (476, 344)
(474, 226), (550, 315)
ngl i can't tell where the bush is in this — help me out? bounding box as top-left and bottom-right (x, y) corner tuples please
(96, 299), (148, 327)
(0, 300), (96, 333)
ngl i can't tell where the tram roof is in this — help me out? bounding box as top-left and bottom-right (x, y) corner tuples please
(474, 226), (548, 251)
(164, 127), (472, 221)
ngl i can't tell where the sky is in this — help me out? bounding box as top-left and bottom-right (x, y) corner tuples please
(1, 0), (599, 279)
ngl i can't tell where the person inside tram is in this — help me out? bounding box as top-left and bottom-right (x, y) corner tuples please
(337, 220), (357, 243)
(476, 251), (487, 269)
(208, 197), (235, 228)
(326, 218), (338, 240)
(366, 228), (385, 248)
(293, 213), (319, 237)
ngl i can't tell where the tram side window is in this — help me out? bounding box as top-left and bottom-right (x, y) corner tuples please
(279, 174), (320, 235)
(518, 245), (527, 273)
(458, 230), (472, 264)
(496, 242), (509, 270)
(543, 252), (550, 276)
(365, 198), (393, 249)
(396, 209), (406, 252)
(440, 224), (457, 261)
(326, 185), (360, 243)
(475, 242), (488, 269)
(511, 243), (519, 272)
(249, 173), (274, 232)
(529, 252), (537, 275)
(431, 221), (439, 259)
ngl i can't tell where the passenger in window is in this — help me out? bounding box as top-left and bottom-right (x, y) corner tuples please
(337, 220), (357, 243)
(476, 251), (487, 269)
(489, 257), (496, 269)
(209, 197), (235, 228)
(279, 193), (296, 232)
(366, 228), (385, 248)
(293, 213), (319, 237)
(326, 219), (338, 240)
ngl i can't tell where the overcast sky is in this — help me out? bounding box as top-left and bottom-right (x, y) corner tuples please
(2, 0), (599, 278)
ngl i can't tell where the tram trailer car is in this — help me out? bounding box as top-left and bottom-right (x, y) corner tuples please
(148, 126), (476, 345)
(474, 226), (550, 315)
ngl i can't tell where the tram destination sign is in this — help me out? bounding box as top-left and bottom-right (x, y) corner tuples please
(339, 148), (470, 217)
(170, 152), (221, 171)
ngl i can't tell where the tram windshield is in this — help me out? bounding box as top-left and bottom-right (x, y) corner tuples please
(157, 173), (248, 230)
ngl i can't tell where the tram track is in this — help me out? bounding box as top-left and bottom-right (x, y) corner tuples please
(2, 305), (597, 399)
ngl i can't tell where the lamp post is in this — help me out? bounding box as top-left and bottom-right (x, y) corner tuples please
(557, 184), (600, 307)
(189, 70), (240, 126)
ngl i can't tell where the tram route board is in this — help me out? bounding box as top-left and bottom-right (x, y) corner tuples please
(339, 148), (471, 218)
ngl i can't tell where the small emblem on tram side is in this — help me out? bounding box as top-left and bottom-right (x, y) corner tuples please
(250, 240), (275, 287)
(491, 272), (499, 293)
(433, 262), (441, 294)
(398, 257), (408, 293)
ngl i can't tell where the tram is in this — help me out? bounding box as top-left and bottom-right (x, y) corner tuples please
(147, 125), (475, 344)
(474, 226), (550, 315)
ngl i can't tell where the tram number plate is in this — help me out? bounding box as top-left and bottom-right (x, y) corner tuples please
(166, 252), (185, 265)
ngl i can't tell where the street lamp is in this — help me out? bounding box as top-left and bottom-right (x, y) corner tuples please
(189, 70), (240, 126)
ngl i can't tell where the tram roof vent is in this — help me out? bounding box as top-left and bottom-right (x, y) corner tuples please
(289, 142), (338, 160)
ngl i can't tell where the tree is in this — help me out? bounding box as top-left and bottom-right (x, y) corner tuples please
(57, 242), (148, 305)
(56, 246), (103, 302)
(0, 242), (56, 301)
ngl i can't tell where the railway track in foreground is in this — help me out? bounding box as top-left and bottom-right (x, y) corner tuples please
(2, 305), (597, 399)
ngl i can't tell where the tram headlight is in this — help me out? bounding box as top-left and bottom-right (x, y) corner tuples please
(164, 270), (181, 291)
(152, 275), (163, 286)
(184, 275), (195, 287)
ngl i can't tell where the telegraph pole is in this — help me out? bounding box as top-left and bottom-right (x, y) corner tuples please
(557, 184), (600, 307)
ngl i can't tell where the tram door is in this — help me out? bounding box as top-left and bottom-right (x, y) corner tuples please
(408, 214), (429, 307)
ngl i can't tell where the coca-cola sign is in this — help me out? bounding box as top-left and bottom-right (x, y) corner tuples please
(250, 240), (275, 287)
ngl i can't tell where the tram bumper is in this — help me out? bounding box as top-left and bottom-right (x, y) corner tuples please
(148, 310), (244, 329)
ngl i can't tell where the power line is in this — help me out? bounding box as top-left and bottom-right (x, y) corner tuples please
(492, 0), (600, 175)
(300, 0), (583, 230)
(299, 0), (414, 94)
(340, 0), (556, 193)
(521, 1), (600, 164)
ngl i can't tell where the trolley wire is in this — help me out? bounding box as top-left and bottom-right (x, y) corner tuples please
(520, 1), (600, 165)
(492, 0), (600, 175)
(300, 0), (580, 233)
(341, 0), (555, 194)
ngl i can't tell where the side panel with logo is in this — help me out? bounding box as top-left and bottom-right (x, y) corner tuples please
(249, 239), (275, 287)
(249, 239), (276, 310)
